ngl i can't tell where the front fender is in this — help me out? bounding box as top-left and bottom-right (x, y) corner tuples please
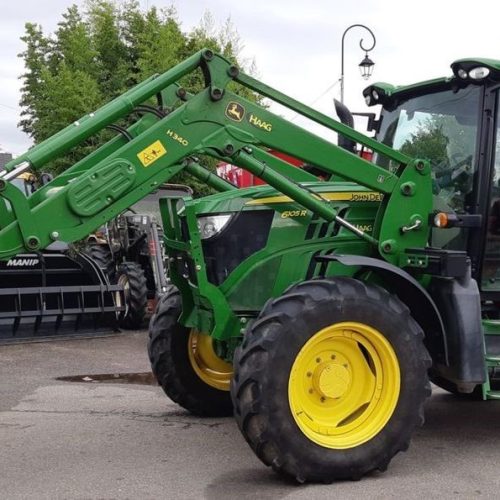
(317, 253), (448, 365)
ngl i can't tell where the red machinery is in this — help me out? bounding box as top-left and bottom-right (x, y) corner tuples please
(217, 150), (303, 187)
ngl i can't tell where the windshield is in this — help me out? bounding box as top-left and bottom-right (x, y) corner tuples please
(10, 178), (26, 191)
(375, 87), (480, 213)
(10, 177), (34, 197)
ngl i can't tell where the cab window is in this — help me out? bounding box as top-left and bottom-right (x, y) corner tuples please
(375, 87), (480, 213)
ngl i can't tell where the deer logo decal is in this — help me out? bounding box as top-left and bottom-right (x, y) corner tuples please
(225, 102), (245, 122)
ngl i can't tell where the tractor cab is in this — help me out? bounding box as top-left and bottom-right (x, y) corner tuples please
(364, 59), (500, 299)
(11, 172), (37, 197)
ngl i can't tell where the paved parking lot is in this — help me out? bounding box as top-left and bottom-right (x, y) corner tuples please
(2, 331), (500, 499)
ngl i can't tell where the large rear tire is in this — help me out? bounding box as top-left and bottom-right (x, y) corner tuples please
(231, 277), (431, 483)
(116, 262), (148, 329)
(148, 287), (233, 417)
(85, 243), (115, 277)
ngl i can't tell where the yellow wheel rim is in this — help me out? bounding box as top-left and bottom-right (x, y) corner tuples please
(288, 322), (400, 449)
(188, 331), (233, 391)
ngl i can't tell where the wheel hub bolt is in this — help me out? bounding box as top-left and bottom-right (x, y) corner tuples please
(320, 397), (326, 403)
(316, 358), (321, 363)
(307, 371), (312, 377)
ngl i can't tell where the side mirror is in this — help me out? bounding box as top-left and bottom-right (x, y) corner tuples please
(40, 173), (54, 185)
(352, 112), (380, 133)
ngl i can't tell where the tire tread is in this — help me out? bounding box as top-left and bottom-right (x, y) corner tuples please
(231, 277), (431, 483)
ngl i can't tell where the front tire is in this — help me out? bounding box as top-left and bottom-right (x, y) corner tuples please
(231, 277), (431, 483)
(148, 287), (233, 417)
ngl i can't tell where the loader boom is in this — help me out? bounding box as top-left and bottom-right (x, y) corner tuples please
(0, 49), (432, 265)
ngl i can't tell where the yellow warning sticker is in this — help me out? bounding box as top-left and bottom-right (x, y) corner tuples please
(137, 140), (167, 167)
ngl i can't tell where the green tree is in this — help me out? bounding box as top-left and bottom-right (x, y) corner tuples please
(86, 0), (129, 98)
(399, 115), (476, 169)
(120, 0), (146, 86)
(135, 7), (185, 81)
(18, 1), (258, 189)
(18, 23), (50, 139)
(54, 5), (97, 74)
(399, 120), (449, 167)
(34, 63), (103, 172)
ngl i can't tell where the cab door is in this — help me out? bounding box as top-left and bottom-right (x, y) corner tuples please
(479, 85), (500, 294)
(375, 85), (483, 256)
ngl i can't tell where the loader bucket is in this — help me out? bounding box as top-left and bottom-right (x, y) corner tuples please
(0, 249), (125, 341)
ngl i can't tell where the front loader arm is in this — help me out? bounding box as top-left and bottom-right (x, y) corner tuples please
(0, 49), (432, 265)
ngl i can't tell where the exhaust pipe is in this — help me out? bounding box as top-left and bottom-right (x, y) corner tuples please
(334, 100), (356, 154)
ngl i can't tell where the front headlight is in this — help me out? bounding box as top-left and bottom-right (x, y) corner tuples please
(469, 66), (490, 80)
(197, 214), (233, 239)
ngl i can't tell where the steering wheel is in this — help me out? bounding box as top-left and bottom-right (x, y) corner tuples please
(434, 154), (473, 189)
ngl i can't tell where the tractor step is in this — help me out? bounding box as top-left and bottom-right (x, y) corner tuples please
(486, 355), (500, 365)
(482, 319), (500, 335)
(480, 324), (500, 397)
(485, 390), (500, 400)
(484, 333), (500, 360)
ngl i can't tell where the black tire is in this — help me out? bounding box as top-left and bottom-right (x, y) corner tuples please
(85, 243), (115, 278)
(231, 277), (431, 483)
(117, 262), (148, 329)
(148, 287), (233, 417)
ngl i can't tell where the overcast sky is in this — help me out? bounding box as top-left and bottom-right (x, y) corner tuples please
(1, 0), (500, 155)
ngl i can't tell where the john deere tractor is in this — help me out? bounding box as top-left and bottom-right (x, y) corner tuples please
(1, 49), (500, 482)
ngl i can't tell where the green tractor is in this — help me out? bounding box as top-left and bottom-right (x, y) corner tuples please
(1, 49), (500, 482)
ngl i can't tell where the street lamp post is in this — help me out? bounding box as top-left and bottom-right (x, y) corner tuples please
(340, 24), (376, 103)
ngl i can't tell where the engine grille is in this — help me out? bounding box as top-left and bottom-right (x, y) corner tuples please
(202, 210), (274, 285)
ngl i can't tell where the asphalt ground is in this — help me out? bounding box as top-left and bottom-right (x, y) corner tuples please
(1, 331), (500, 499)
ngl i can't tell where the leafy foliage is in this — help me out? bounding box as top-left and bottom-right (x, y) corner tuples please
(399, 119), (449, 167)
(18, 1), (257, 193)
(398, 114), (477, 210)
(399, 115), (476, 169)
